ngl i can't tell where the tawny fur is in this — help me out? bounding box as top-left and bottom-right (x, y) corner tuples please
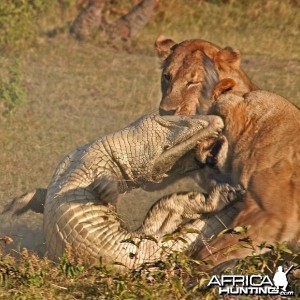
(155, 37), (258, 115)
(193, 86), (300, 265)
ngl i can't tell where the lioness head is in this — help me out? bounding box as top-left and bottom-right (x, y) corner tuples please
(155, 36), (258, 116)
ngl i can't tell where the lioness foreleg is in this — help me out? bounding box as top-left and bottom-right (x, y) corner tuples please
(193, 203), (284, 267)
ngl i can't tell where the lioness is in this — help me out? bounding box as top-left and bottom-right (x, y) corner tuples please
(171, 78), (300, 265)
(155, 36), (258, 115)
(155, 37), (300, 264)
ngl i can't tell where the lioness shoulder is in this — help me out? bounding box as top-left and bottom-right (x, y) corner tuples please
(195, 80), (300, 264)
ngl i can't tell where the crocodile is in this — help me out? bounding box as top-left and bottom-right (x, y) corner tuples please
(4, 112), (243, 268)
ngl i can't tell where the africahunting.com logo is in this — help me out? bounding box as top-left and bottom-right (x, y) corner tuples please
(207, 265), (295, 296)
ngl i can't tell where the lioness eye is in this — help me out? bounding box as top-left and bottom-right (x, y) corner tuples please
(187, 81), (200, 87)
(163, 73), (172, 82)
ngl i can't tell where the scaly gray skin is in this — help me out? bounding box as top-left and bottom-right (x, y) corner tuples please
(4, 112), (243, 268)
(5, 183), (243, 269)
(48, 183), (243, 268)
(43, 112), (228, 265)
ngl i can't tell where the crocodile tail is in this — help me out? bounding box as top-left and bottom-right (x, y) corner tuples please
(2, 188), (47, 216)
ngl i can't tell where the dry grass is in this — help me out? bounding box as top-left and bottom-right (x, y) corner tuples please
(135, 0), (300, 60)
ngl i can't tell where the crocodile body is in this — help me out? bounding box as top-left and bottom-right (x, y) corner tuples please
(43, 112), (229, 265)
(5, 112), (242, 267)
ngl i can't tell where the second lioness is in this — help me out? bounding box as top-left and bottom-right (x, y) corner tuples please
(161, 77), (300, 266)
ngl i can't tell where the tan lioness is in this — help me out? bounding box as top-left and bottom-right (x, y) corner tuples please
(155, 36), (300, 264)
(189, 79), (300, 265)
(155, 36), (258, 115)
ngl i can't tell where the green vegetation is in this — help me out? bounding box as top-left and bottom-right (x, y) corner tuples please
(0, 0), (299, 298)
(0, 59), (26, 114)
(1, 235), (299, 299)
(0, 1), (76, 49)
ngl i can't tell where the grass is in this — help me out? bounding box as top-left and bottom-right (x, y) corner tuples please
(0, 0), (299, 298)
(0, 237), (299, 299)
(134, 0), (300, 59)
(0, 59), (26, 114)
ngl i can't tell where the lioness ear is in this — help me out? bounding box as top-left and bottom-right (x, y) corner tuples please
(214, 47), (241, 68)
(212, 78), (236, 101)
(155, 35), (177, 61)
